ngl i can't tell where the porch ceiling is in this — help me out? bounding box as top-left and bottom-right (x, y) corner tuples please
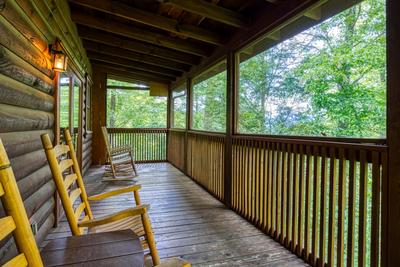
(67, 0), (279, 84)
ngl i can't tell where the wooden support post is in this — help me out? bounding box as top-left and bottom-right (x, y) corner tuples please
(91, 68), (107, 165)
(386, 0), (400, 265)
(224, 53), (237, 208)
(166, 86), (172, 162)
(184, 78), (192, 174)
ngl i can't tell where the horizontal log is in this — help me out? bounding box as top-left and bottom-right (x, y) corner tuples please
(82, 149), (92, 167)
(0, 15), (53, 77)
(70, 0), (225, 45)
(0, 0), (50, 55)
(29, 197), (55, 231)
(82, 139), (92, 151)
(72, 11), (212, 57)
(0, 44), (54, 94)
(83, 39), (190, 72)
(0, 129), (53, 158)
(23, 180), (55, 218)
(82, 146), (92, 161)
(86, 51), (181, 77)
(0, 103), (54, 132)
(18, 164), (52, 200)
(10, 149), (48, 180)
(78, 26), (199, 66)
(82, 159), (92, 175)
(35, 214), (55, 245)
(0, 73), (54, 111)
(92, 63), (172, 84)
(0, 238), (16, 265)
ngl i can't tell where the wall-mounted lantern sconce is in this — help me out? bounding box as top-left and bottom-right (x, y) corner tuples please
(50, 40), (68, 72)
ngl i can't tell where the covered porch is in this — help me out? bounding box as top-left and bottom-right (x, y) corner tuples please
(0, 0), (399, 266)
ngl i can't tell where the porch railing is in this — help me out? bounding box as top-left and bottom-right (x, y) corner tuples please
(168, 130), (387, 267)
(107, 128), (167, 163)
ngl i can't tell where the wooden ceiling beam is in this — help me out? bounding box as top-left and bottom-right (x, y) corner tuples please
(82, 40), (190, 72)
(161, 0), (248, 28)
(78, 26), (199, 65)
(86, 51), (181, 78)
(70, 0), (225, 45)
(71, 11), (212, 57)
(92, 62), (173, 84)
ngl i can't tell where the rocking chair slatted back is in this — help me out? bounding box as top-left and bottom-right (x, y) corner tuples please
(41, 130), (93, 235)
(0, 138), (44, 267)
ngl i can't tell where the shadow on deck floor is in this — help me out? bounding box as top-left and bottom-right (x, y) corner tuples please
(43, 163), (308, 267)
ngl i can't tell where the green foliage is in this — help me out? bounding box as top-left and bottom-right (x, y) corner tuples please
(172, 89), (187, 129)
(192, 70), (227, 132)
(107, 80), (167, 128)
(60, 84), (69, 128)
(238, 0), (386, 138)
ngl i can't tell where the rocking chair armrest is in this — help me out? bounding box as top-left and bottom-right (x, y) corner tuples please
(88, 185), (142, 201)
(78, 205), (148, 228)
(110, 145), (132, 156)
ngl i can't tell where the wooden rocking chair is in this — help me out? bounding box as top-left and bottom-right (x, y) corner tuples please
(41, 129), (189, 267)
(0, 138), (170, 267)
(102, 126), (138, 181)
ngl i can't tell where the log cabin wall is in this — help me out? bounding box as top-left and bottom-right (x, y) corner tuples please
(0, 0), (90, 262)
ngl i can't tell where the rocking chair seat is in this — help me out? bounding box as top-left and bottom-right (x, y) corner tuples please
(41, 229), (144, 267)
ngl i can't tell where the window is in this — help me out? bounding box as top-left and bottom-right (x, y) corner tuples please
(171, 84), (187, 129)
(59, 73), (70, 129)
(73, 79), (80, 130)
(85, 84), (92, 132)
(107, 79), (167, 128)
(192, 60), (227, 132)
(237, 0), (386, 138)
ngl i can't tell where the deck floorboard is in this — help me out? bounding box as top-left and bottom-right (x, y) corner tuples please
(43, 163), (308, 267)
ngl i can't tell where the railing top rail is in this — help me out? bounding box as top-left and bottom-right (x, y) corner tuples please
(107, 128), (167, 133)
(169, 128), (186, 133)
(234, 134), (387, 152)
(188, 130), (226, 138)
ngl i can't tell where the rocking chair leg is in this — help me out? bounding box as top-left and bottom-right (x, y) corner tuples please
(142, 213), (160, 266)
(130, 151), (138, 175)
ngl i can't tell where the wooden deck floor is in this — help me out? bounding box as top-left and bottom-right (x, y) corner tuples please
(43, 163), (308, 267)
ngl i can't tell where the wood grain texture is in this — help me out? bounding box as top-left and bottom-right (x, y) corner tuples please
(78, 26), (199, 66)
(0, 74), (53, 111)
(44, 163), (307, 267)
(0, 44), (53, 94)
(0, 104), (53, 133)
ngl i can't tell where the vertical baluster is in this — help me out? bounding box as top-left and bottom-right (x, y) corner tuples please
(328, 146), (337, 266)
(298, 144), (305, 256)
(271, 142), (276, 234)
(281, 143), (288, 244)
(285, 143), (292, 248)
(256, 141), (260, 224)
(268, 142), (274, 234)
(312, 145), (321, 265)
(276, 143), (282, 240)
(304, 145), (312, 262)
(319, 146), (328, 267)
(337, 148), (346, 267)
(347, 149), (356, 267)
(259, 141), (265, 229)
(263, 141), (268, 231)
(371, 151), (381, 267)
(250, 140), (255, 222)
(292, 144), (299, 253)
(358, 150), (368, 267)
